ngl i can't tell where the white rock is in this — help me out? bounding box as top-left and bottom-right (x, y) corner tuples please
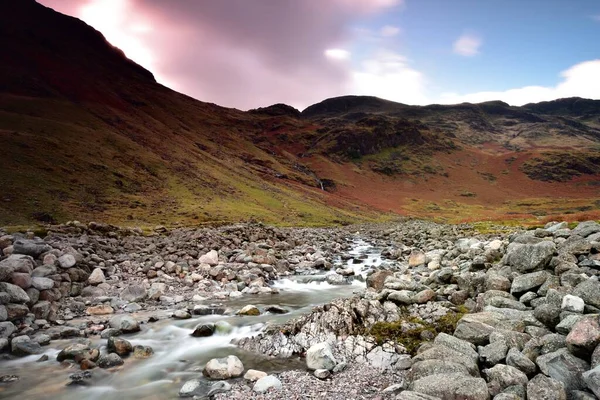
(562, 294), (585, 313)
(203, 355), (244, 379)
(314, 369), (330, 379)
(58, 254), (76, 269)
(199, 250), (219, 266)
(253, 375), (282, 393)
(88, 268), (105, 285)
(244, 369), (268, 381)
(306, 342), (336, 371)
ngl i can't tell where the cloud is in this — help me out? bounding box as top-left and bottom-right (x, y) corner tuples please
(39, 0), (402, 110)
(380, 25), (401, 37)
(453, 33), (482, 57)
(325, 49), (352, 61)
(592, 15), (600, 21)
(350, 50), (429, 105)
(438, 60), (600, 105)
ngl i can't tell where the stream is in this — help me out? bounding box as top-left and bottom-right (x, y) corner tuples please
(0, 239), (383, 399)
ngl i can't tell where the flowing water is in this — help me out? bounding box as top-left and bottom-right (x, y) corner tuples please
(0, 239), (383, 399)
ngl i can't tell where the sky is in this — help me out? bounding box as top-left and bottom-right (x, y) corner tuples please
(39, 0), (600, 111)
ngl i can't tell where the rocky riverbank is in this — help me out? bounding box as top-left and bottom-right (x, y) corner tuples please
(1, 219), (600, 399)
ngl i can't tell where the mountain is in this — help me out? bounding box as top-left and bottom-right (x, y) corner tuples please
(1, 0), (599, 226)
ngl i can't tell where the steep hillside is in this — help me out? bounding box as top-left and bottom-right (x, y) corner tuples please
(0, 0), (381, 227)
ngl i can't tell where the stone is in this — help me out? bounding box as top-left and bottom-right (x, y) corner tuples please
(409, 250), (427, 267)
(244, 369), (267, 381)
(306, 342), (336, 371)
(314, 369), (330, 379)
(511, 271), (548, 294)
(413, 345), (479, 376)
(265, 305), (288, 314)
(367, 270), (394, 291)
(582, 365), (600, 398)
(0, 282), (30, 303)
(562, 295), (585, 313)
(479, 341), (508, 367)
(148, 282), (166, 300)
(32, 301), (51, 320)
(132, 345), (154, 359)
(58, 254), (77, 269)
(179, 379), (230, 398)
(81, 286), (106, 298)
(13, 239), (51, 258)
(396, 392), (441, 400)
(527, 374), (567, 400)
(410, 373), (490, 400)
(505, 241), (555, 272)
(253, 375), (282, 393)
(107, 337), (133, 356)
(483, 364), (528, 397)
(119, 284), (147, 302)
(573, 280), (600, 309)
(409, 360), (470, 381)
(191, 323), (215, 337)
(109, 315), (140, 333)
(573, 221), (600, 238)
(31, 277), (54, 291)
(203, 356), (244, 380)
(536, 349), (589, 392)
(10, 272), (32, 289)
(506, 348), (537, 375)
(86, 304), (114, 315)
(11, 335), (42, 356)
(566, 316), (600, 357)
(97, 353), (124, 368)
(172, 309), (191, 319)
(56, 343), (91, 362)
(88, 268), (105, 285)
(237, 305), (260, 316)
(6, 303), (28, 319)
(199, 250), (219, 266)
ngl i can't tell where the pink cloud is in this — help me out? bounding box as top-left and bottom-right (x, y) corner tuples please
(38, 0), (399, 110)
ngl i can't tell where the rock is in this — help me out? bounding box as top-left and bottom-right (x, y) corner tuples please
(566, 316), (600, 357)
(479, 341), (508, 367)
(527, 374), (567, 400)
(97, 353), (124, 368)
(13, 239), (51, 258)
(265, 305), (288, 314)
(536, 349), (589, 392)
(483, 364), (528, 397)
(81, 286), (106, 298)
(410, 373), (490, 400)
(409, 250), (427, 267)
(412, 345), (479, 377)
(191, 323), (215, 337)
(68, 371), (93, 386)
(6, 303), (28, 319)
(172, 309), (191, 319)
(203, 355), (244, 379)
(573, 280), (600, 309)
(58, 254), (77, 269)
(31, 277), (54, 291)
(107, 337), (133, 356)
(0, 282), (30, 303)
(505, 241), (555, 272)
(562, 295), (585, 313)
(109, 315), (140, 333)
(179, 379), (230, 398)
(306, 342), (336, 371)
(326, 273), (347, 285)
(88, 268), (105, 285)
(86, 304), (114, 315)
(367, 270), (394, 291)
(148, 282), (166, 300)
(11, 335), (42, 356)
(244, 369), (268, 381)
(214, 321), (233, 334)
(314, 369), (331, 379)
(506, 348), (537, 375)
(56, 343), (91, 362)
(396, 391), (442, 400)
(119, 284), (147, 302)
(572, 221), (600, 238)
(199, 250), (219, 266)
(10, 272), (31, 289)
(237, 305), (260, 316)
(511, 271), (548, 294)
(132, 345), (153, 359)
(409, 360), (471, 381)
(253, 375), (282, 393)
(582, 365), (600, 398)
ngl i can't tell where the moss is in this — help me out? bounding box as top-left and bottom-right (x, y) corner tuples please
(368, 307), (468, 356)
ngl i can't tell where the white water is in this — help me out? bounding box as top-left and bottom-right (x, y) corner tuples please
(0, 238), (382, 400)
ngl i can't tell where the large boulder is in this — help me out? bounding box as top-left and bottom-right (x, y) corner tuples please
(483, 364), (528, 397)
(199, 250), (219, 266)
(119, 284), (147, 302)
(505, 241), (555, 272)
(410, 373), (490, 400)
(573, 279), (600, 309)
(0, 282), (30, 304)
(582, 365), (600, 398)
(109, 315), (140, 333)
(527, 374), (567, 400)
(566, 316), (600, 357)
(367, 270), (393, 291)
(572, 221), (600, 238)
(203, 355), (244, 379)
(13, 239), (51, 258)
(306, 342), (337, 371)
